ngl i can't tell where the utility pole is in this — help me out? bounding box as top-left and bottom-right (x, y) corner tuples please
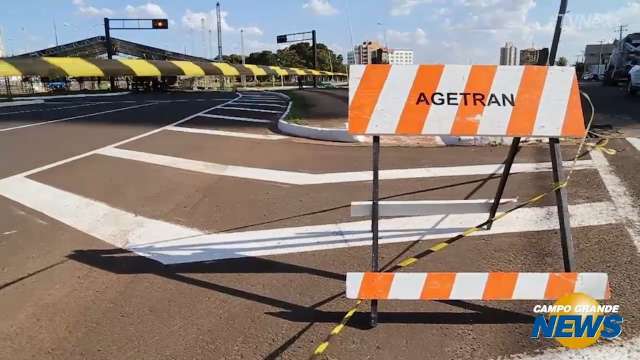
(240, 28), (246, 88)
(216, 2), (223, 61)
(201, 17), (206, 58)
(53, 19), (59, 46)
(616, 25), (629, 46)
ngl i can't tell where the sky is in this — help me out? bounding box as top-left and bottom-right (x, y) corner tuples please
(0, 0), (639, 64)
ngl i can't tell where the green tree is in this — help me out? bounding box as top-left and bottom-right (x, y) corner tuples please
(557, 56), (569, 66)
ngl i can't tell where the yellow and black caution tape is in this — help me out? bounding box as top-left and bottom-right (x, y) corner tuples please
(310, 91), (613, 358)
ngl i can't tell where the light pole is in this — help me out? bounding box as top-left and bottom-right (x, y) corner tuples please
(240, 28), (246, 88)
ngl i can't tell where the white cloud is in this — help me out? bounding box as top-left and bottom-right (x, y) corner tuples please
(303, 0), (338, 16)
(390, 0), (433, 16)
(385, 28), (429, 46)
(72, 0), (114, 17)
(181, 8), (263, 40)
(125, 3), (167, 18)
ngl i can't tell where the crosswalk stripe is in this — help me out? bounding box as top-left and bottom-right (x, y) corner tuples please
(166, 126), (287, 140)
(198, 113), (272, 123)
(221, 106), (282, 113)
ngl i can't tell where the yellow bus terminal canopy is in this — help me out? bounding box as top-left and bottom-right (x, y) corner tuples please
(0, 57), (346, 78)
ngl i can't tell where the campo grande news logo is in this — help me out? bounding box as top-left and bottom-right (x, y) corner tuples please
(530, 293), (623, 349)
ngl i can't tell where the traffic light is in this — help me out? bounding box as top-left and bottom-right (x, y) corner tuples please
(277, 35), (287, 44)
(152, 19), (168, 29)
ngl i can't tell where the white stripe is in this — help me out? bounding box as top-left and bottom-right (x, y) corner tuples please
(348, 65), (366, 107)
(477, 66), (524, 135)
(230, 98), (285, 104)
(0, 103), (156, 132)
(0, 176), (618, 263)
(221, 106), (281, 113)
(449, 273), (488, 299)
(627, 137), (640, 152)
(230, 102), (287, 108)
(0, 177), (200, 248)
(95, 147), (594, 185)
(533, 67), (575, 136)
(238, 97), (283, 101)
(198, 113), (272, 123)
(346, 273), (365, 299)
(574, 273), (608, 299)
(166, 126), (286, 140)
(0, 95), (241, 181)
(388, 273), (427, 299)
(350, 199), (517, 217)
(591, 150), (640, 251)
(366, 65), (418, 134)
(423, 65), (471, 134)
(512, 273), (549, 299)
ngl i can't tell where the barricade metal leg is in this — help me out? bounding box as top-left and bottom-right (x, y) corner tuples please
(486, 137), (521, 230)
(371, 136), (380, 327)
(549, 137), (575, 272)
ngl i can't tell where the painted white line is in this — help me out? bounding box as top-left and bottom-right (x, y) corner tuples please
(351, 199), (517, 217)
(198, 113), (272, 123)
(0, 174), (618, 264)
(0, 177), (200, 248)
(0, 102), (156, 132)
(0, 99), (44, 108)
(591, 150), (640, 250)
(94, 147), (596, 185)
(18, 92), (131, 100)
(627, 137), (640, 152)
(0, 102), (108, 116)
(506, 336), (640, 359)
(221, 106), (282, 113)
(232, 98), (286, 103)
(230, 102), (287, 108)
(0, 94), (241, 181)
(166, 126), (287, 140)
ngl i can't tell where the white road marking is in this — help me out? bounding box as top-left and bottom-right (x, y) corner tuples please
(166, 126), (287, 140)
(198, 113), (272, 123)
(0, 102), (108, 116)
(0, 175), (618, 264)
(95, 147), (596, 185)
(627, 137), (640, 152)
(350, 199), (517, 217)
(591, 150), (640, 250)
(0, 102), (157, 132)
(221, 106), (282, 113)
(231, 98), (286, 104)
(0, 94), (241, 181)
(506, 336), (640, 360)
(230, 102), (287, 108)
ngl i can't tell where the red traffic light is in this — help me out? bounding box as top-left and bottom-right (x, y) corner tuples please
(152, 19), (168, 29)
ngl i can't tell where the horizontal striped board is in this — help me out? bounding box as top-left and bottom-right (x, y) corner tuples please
(346, 272), (609, 300)
(0, 57), (346, 78)
(348, 65), (585, 138)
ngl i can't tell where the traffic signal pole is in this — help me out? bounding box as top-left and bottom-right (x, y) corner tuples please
(104, 18), (116, 90)
(312, 30), (318, 88)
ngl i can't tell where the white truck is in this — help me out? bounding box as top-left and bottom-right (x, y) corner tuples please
(604, 33), (640, 86)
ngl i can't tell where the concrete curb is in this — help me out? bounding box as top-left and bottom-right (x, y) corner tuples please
(0, 100), (45, 108)
(267, 91), (361, 143)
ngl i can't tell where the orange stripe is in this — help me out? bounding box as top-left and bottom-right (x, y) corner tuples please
(420, 272), (456, 300)
(450, 65), (497, 136)
(395, 65), (445, 134)
(482, 272), (518, 300)
(506, 66), (548, 136)
(561, 75), (586, 137)
(348, 65), (391, 134)
(358, 272), (394, 299)
(544, 273), (578, 300)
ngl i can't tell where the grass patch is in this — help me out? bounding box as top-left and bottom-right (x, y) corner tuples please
(278, 90), (310, 125)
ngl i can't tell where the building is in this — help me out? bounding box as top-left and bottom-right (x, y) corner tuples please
(371, 48), (389, 64)
(584, 42), (615, 74)
(388, 49), (414, 65)
(500, 42), (517, 65)
(346, 51), (356, 65)
(353, 40), (383, 64)
(520, 47), (549, 65)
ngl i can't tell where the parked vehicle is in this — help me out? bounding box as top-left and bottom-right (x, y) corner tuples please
(604, 33), (640, 86)
(627, 64), (640, 95)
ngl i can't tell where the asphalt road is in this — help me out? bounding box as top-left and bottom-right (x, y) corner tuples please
(1, 89), (639, 359)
